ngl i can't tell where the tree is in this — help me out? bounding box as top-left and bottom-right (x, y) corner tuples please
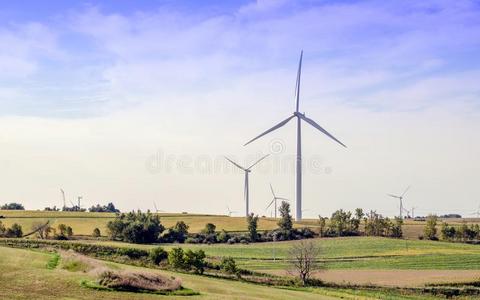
(390, 217), (403, 238)
(31, 222), (52, 239)
(66, 226), (73, 237)
(1, 203), (25, 210)
(106, 211), (165, 243)
(0, 221), (5, 236)
(288, 240), (321, 285)
(184, 249), (206, 274)
(247, 213), (259, 241)
(89, 202), (120, 213)
(221, 257), (238, 275)
(203, 223), (216, 235)
(441, 222), (456, 241)
(168, 247), (185, 269)
(278, 201), (293, 232)
(424, 214), (438, 240)
(329, 209), (351, 236)
(92, 227), (101, 238)
(318, 216), (327, 237)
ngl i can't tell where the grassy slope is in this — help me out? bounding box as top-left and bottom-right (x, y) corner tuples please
(0, 246), (338, 300)
(76, 237), (480, 271)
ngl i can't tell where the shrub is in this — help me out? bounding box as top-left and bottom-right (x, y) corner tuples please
(184, 250), (206, 274)
(278, 201), (293, 232)
(202, 223), (216, 235)
(168, 248), (185, 269)
(5, 223), (23, 237)
(66, 226), (74, 237)
(217, 230), (230, 243)
(92, 228), (101, 238)
(149, 247), (168, 265)
(220, 257), (237, 275)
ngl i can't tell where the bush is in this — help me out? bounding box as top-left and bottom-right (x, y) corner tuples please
(149, 247), (168, 265)
(184, 250), (206, 274)
(5, 223), (22, 237)
(168, 248), (185, 269)
(217, 230), (230, 243)
(92, 228), (101, 238)
(202, 223), (216, 235)
(220, 257), (237, 275)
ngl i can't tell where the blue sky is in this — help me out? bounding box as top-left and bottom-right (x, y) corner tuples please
(0, 1), (479, 216)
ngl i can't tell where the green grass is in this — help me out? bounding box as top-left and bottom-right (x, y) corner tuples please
(75, 236), (480, 271)
(0, 246), (341, 299)
(46, 252), (60, 270)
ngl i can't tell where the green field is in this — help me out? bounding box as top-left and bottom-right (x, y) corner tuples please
(73, 237), (480, 271)
(6, 245), (449, 300)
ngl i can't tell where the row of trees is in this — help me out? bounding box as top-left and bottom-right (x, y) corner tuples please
(88, 202), (120, 213)
(422, 214), (480, 242)
(1, 203), (24, 210)
(318, 209), (403, 238)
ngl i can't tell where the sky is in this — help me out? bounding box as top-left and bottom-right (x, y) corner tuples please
(0, 0), (479, 218)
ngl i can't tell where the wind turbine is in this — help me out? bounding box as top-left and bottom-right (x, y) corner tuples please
(226, 206), (238, 217)
(387, 186), (410, 218)
(266, 184), (289, 219)
(244, 51), (347, 221)
(153, 201), (164, 213)
(469, 205), (480, 218)
(411, 206), (417, 218)
(60, 189), (66, 209)
(224, 154), (270, 217)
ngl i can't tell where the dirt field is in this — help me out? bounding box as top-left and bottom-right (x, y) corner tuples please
(270, 269), (480, 287)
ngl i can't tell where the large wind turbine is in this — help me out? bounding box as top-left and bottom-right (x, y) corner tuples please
(266, 184), (289, 219)
(244, 51), (347, 221)
(225, 154), (270, 217)
(387, 186), (410, 219)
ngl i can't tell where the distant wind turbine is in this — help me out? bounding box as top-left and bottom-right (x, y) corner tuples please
(244, 50), (347, 221)
(387, 186), (411, 218)
(60, 189), (66, 209)
(224, 154), (270, 217)
(226, 206), (238, 217)
(266, 184), (289, 219)
(153, 201), (164, 213)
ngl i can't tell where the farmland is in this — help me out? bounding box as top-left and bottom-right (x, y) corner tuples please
(2, 210), (480, 298)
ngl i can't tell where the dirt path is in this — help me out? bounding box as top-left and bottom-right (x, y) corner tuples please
(267, 269), (480, 287)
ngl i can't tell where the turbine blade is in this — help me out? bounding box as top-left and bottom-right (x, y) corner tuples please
(295, 50), (303, 112)
(266, 198), (275, 210)
(299, 114), (347, 148)
(401, 186), (411, 198)
(224, 156), (246, 171)
(247, 154), (270, 170)
(276, 197), (289, 201)
(244, 115), (295, 146)
(269, 183), (276, 198)
(387, 194), (400, 199)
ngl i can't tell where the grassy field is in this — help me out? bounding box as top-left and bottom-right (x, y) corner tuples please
(1, 245), (461, 299)
(72, 237), (480, 272)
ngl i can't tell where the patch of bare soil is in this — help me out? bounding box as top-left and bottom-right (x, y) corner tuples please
(268, 269), (480, 287)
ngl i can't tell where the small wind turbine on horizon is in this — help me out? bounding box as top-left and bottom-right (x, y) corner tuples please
(153, 201), (164, 213)
(387, 186), (411, 219)
(266, 184), (289, 219)
(226, 205), (238, 217)
(469, 205), (480, 218)
(244, 50), (347, 221)
(60, 188), (66, 209)
(224, 154), (270, 217)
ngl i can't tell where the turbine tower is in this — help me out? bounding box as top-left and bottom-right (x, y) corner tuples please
(224, 154), (269, 217)
(387, 186), (410, 218)
(60, 189), (66, 209)
(244, 51), (347, 221)
(266, 184), (289, 219)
